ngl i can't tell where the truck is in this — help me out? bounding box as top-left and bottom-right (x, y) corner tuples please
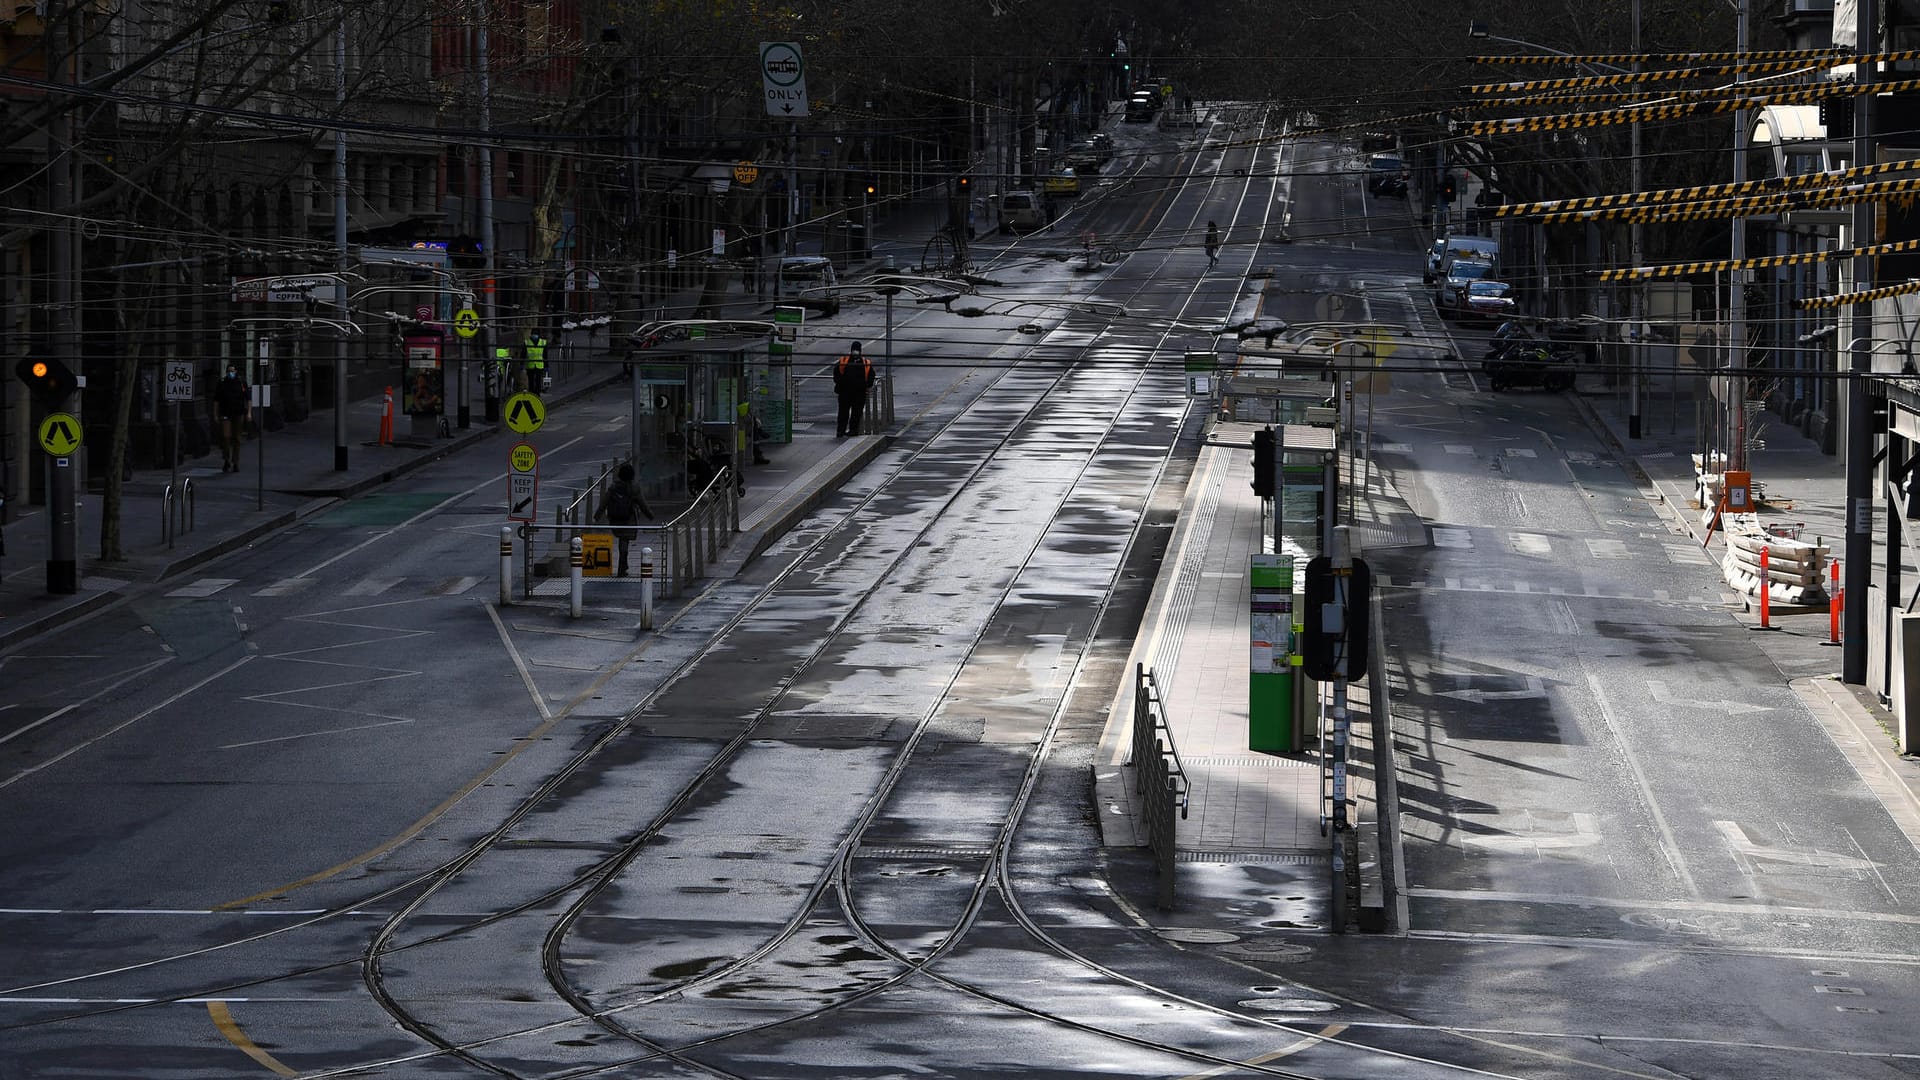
(1425, 234), (1500, 284)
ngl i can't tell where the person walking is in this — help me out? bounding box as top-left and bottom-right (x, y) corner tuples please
(603, 462), (654, 577)
(1204, 221), (1220, 270)
(523, 328), (548, 395)
(833, 341), (875, 438)
(214, 363), (250, 472)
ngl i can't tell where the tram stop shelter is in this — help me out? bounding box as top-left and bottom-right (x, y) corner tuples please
(627, 334), (793, 505)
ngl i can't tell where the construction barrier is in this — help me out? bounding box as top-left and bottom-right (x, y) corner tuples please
(1723, 526), (1830, 606)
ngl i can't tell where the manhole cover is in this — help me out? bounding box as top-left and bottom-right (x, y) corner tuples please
(1238, 998), (1339, 1013)
(1156, 928), (1241, 944)
(1221, 940), (1314, 962)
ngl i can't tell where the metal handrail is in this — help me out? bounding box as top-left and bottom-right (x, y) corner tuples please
(1129, 663), (1188, 910)
(529, 466), (740, 599)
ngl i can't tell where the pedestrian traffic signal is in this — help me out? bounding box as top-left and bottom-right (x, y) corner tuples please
(1250, 425), (1275, 498)
(15, 356), (77, 407)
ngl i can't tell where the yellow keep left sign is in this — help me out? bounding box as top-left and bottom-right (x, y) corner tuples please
(38, 412), (81, 456)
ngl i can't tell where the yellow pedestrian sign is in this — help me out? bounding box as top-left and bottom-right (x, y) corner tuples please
(38, 412), (81, 456)
(453, 307), (480, 339)
(504, 392), (545, 434)
(510, 442), (538, 473)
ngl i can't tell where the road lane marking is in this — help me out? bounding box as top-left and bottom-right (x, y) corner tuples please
(1586, 671), (1701, 899)
(208, 1001), (299, 1077)
(165, 577), (238, 597)
(0, 656), (172, 750)
(0, 656), (253, 791)
(291, 433), (586, 579)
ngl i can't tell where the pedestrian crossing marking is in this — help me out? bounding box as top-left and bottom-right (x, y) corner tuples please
(1504, 447), (1537, 458)
(430, 576), (483, 595)
(1510, 533), (1552, 556)
(1445, 444), (1475, 455)
(1665, 545), (1712, 565)
(1379, 443), (1413, 453)
(166, 578), (237, 598)
(1432, 528), (1473, 548)
(1586, 539), (1632, 559)
(344, 577), (403, 596)
(253, 578), (315, 597)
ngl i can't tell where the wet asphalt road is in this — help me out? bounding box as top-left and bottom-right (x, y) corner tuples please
(4, 113), (1920, 1079)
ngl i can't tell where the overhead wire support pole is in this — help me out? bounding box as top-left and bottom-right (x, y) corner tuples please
(479, 0), (499, 408)
(1729, 0), (1752, 474)
(1629, 0), (1644, 439)
(333, 12), (350, 471)
(1844, 0), (1876, 684)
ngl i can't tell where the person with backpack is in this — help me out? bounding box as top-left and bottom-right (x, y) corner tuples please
(833, 341), (875, 438)
(214, 363), (250, 472)
(603, 462), (653, 576)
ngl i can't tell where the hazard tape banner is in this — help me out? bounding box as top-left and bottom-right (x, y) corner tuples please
(1601, 238), (1920, 282)
(1539, 177), (1920, 225)
(1798, 279), (1920, 310)
(1472, 46), (1847, 67)
(1467, 77), (1920, 136)
(1493, 158), (1920, 220)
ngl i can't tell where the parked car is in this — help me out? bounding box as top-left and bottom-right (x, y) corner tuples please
(1461, 280), (1516, 323)
(1124, 90), (1159, 122)
(1483, 343), (1576, 392)
(1044, 167), (1081, 196)
(999, 189), (1050, 232)
(778, 256), (840, 316)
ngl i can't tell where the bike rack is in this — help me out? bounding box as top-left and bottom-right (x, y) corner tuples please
(161, 477), (195, 547)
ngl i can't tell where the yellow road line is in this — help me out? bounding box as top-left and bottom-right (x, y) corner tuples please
(207, 1000), (298, 1076)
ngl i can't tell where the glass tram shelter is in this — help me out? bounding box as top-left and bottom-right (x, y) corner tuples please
(627, 334), (793, 504)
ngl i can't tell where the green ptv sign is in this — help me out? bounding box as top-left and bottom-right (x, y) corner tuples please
(770, 305), (804, 357)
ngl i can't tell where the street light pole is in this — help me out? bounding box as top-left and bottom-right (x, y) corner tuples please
(1728, 0), (1751, 473)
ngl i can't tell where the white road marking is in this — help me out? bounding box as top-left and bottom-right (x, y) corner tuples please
(252, 578), (314, 597)
(165, 578), (238, 598)
(1510, 533), (1552, 556)
(1504, 447), (1537, 458)
(343, 577), (403, 597)
(431, 576), (483, 595)
(1587, 671), (1700, 899)
(1586, 538), (1631, 559)
(1444, 444), (1475, 454)
(1432, 528), (1473, 548)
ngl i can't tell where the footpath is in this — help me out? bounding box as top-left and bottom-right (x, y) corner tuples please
(0, 197), (954, 651)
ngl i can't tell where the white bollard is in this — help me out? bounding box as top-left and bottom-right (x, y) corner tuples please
(569, 537), (584, 618)
(499, 526), (514, 605)
(640, 545), (655, 631)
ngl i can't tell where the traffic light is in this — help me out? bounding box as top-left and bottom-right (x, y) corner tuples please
(1301, 556), (1372, 682)
(957, 174), (971, 194)
(1442, 174), (1457, 201)
(864, 174), (878, 198)
(1250, 424), (1275, 498)
(15, 355), (78, 407)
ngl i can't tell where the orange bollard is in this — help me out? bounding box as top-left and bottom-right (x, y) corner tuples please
(1757, 545), (1772, 629)
(1828, 559), (1843, 646)
(378, 386), (395, 446)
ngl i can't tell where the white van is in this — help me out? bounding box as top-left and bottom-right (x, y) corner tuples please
(1000, 190), (1050, 233)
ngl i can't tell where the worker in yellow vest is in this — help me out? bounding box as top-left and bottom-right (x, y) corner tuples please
(523, 328), (548, 394)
